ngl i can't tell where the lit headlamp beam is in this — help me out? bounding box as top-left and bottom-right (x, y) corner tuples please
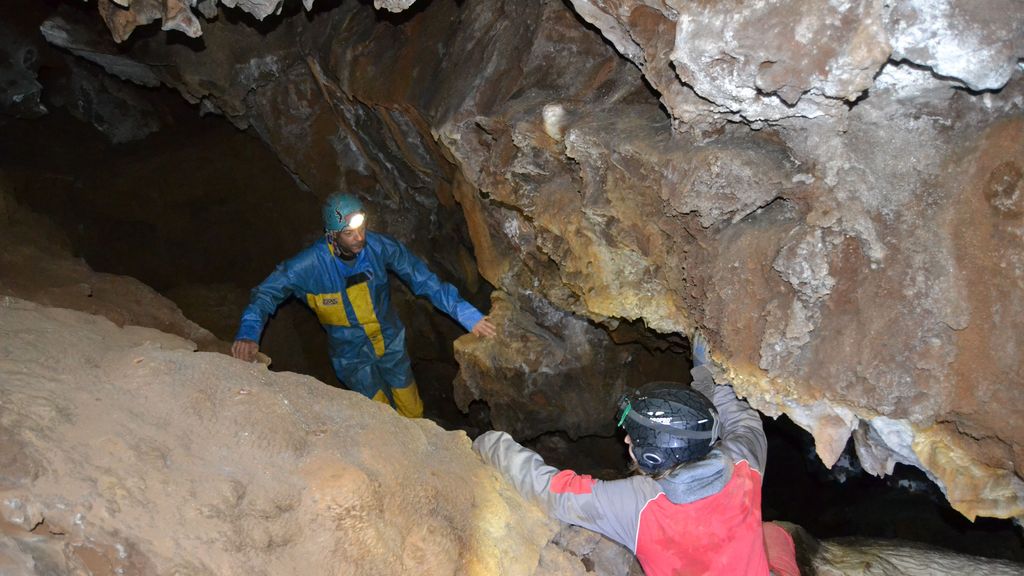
(347, 212), (365, 230)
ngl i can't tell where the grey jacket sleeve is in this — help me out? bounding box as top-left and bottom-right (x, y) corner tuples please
(691, 365), (768, 474)
(472, 430), (661, 552)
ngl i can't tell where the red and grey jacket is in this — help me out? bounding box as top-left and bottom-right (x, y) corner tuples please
(473, 365), (777, 576)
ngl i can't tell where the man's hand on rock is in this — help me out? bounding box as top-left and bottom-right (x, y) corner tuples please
(231, 339), (259, 362)
(471, 317), (497, 339)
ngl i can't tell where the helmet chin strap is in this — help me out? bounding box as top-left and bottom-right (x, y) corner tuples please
(328, 233), (358, 260)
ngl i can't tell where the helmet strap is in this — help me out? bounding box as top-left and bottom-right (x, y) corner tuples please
(617, 401), (632, 427)
(709, 410), (721, 447)
(327, 232), (358, 260)
(623, 405), (720, 442)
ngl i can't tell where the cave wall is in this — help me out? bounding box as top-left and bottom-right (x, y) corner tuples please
(34, 0), (1024, 521)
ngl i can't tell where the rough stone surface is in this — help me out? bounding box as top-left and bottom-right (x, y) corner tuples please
(36, 0), (1024, 522)
(887, 0), (1024, 91)
(669, 0), (890, 121)
(0, 297), (593, 576)
(374, 0), (417, 13)
(568, 0), (1023, 127)
(58, 60), (164, 142)
(40, 15), (161, 87)
(0, 21), (47, 119)
(97, 0), (200, 42)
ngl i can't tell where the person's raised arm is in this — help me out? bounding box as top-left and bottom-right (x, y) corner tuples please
(689, 332), (767, 473)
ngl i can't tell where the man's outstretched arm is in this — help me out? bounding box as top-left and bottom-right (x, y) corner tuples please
(471, 317), (497, 338)
(380, 234), (495, 337)
(689, 332), (767, 472)
(473, 430), (653, 551)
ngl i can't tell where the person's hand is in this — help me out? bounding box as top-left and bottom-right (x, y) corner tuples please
(231, 339), (259, 362)
(471, 317), (497, 338)
(691, 330), (711, 368)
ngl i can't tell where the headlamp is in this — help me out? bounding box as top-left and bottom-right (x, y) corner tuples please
(345, 211), (365, 230)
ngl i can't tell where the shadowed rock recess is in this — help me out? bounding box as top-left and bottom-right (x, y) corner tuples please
(2, 0), (1023, 569)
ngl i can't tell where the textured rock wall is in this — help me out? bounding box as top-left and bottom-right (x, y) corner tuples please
(0, 21), (47, 120)
(781, 522), (1024, 576)
(38, 0), (1024, 521)
(556, 0), (1024, 522)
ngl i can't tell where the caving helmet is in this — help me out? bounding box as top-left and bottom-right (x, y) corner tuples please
(323, 193), (366, 233)
(616, 383), (720, 474)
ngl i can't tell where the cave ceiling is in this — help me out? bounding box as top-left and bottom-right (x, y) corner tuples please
(21, 0), (1024, 522)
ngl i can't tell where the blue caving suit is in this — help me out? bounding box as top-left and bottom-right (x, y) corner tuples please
(235, 231), (484, 417)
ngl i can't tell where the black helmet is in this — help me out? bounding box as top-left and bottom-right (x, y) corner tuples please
(616, 383), (720, 473)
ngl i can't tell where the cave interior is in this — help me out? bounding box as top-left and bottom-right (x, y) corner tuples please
(2, 0), (1023, 572)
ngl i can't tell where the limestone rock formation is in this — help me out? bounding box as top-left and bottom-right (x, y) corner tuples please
(555, 0), (1024, 522)
(0, 297), (605, 576)
(36, 0), (1024, 523)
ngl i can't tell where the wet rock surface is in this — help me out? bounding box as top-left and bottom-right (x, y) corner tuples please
(23, 0), (1024, 524)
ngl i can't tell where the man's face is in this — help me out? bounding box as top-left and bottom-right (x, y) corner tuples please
(331, 224), (366, 257)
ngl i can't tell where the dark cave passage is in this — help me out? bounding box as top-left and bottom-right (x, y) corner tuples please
(760, 415), (1024, 562)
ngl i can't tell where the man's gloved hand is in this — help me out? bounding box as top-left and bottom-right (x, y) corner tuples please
(231, 339), (259, 362)
(691, 331), (711, 368)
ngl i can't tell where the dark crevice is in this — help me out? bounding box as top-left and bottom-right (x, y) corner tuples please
(844, 87), (870, 110)
(761, 414), (1024, 562)
(27, 517), (47, 534)
(887, 58), (1005, 95)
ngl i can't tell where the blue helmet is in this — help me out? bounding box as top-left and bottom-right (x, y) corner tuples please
(322, 193), (365, 232)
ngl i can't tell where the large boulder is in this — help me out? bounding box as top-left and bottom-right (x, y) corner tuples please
(0, 297), (602, 575)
